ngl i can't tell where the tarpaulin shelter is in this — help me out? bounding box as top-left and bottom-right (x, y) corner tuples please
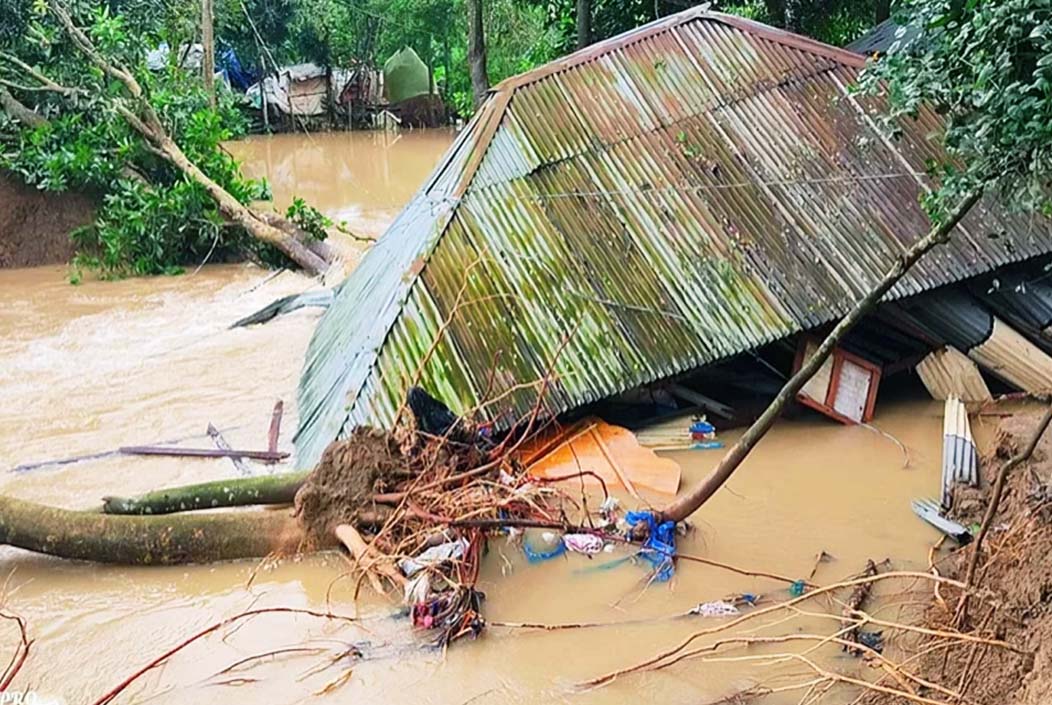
(383, 47), (430, 105)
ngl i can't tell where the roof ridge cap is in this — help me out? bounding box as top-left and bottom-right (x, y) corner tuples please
(491, 7), (865, 95)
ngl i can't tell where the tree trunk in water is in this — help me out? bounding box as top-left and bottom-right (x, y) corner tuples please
(201, 0), (215, 108)
(658, 192), (982, 524)
(467, 0), (489, 108)
(102, 472), (308, 515)
(151, 130), (329, 274)
(576, 0), (592, 50)
(783, 0), (803, 33)
(0, 495), (324, 564)
(48, 1), (332, 276)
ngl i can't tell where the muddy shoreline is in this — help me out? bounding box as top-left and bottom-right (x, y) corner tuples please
(0, 173), (93, 268)
(862, 403), (1052, 705)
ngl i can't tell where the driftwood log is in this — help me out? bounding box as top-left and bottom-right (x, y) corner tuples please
(0, 495), (326, 564)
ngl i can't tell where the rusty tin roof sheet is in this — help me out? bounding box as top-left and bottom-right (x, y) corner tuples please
(294, 7), (1052, 468)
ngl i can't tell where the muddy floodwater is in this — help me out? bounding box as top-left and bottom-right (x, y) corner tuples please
(227, 129), (457, 239)
(0, 130), (959, 704)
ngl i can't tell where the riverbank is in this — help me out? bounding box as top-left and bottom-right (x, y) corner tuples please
(0, 173), (93, 268)
(863, 402), (1052, 705)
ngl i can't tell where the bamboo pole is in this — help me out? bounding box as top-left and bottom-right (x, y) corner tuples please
(101, 472), (308, 515)
(659, 192), (982, 523)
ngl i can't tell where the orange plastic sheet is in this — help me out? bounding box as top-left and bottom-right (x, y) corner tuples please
(522, 418), (682, 497)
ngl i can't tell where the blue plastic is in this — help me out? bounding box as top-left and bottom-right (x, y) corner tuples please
(789, 580), (807, 597)
(625, 511), (677, 582)
(523, 537), (566, 564)
(689, 420), (715, 434)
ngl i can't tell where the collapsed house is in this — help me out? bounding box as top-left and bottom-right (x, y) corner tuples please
(247, 63), (350, 127)
(294, 7), (1052, 469)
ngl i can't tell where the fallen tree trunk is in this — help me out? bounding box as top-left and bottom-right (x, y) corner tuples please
(45, 2), (332, 276)
(101, 471), (308, 515)
(659, 191), (982, 523)
(0, 495), (323, 564)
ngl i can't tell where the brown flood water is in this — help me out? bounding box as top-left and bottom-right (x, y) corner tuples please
(226, 129), (457, 239)
(0, 130), (959, 704)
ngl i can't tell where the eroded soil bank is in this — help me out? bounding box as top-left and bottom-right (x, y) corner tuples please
(863, 404), (1052, 705)
(0, 173), (93, 268)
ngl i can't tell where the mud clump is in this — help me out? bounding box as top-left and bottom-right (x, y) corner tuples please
(294, 427), (405, 543)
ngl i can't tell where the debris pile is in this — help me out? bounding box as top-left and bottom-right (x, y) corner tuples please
(282, 388), (677, 645)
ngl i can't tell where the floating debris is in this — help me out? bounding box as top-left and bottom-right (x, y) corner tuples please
(911, 498), (973, 544)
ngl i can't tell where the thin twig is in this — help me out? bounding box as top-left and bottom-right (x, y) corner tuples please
(92, 607), (358, 705)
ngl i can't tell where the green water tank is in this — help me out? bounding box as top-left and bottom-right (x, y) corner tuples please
(383, 47), (430, 105)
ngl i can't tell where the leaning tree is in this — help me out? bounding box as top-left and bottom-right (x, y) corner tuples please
(0, 0), (335, 276)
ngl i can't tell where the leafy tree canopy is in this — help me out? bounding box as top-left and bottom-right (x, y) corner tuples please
(0, 0), (286, 277)
(859, 0), (1052, 216)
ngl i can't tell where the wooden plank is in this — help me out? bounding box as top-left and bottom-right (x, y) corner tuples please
(634, 411), (700, 450)
(120, 446), (289, 463)
(267, 400), (285, 453)
(666, 384), (734, 420)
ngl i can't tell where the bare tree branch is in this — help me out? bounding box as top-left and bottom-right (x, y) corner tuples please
(0, 51), (85, 97)
(0, 86), (46, 128)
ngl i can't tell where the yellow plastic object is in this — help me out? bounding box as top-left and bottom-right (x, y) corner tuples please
(523, 418), (682, 496)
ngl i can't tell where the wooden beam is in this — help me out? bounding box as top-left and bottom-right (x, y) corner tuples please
(666, 384), (734, 419)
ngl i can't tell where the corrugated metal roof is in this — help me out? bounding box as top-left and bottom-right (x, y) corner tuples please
(294, 7), (1052, 469)
(845, 19), (920, 55)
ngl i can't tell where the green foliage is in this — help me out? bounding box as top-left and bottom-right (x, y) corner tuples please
(0, 0), (283, 277)
(858, 0), (1052, 216)
(713, 0), (875, 46)
(218, 0), (562, 118)
(285, 196), (330, 241)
